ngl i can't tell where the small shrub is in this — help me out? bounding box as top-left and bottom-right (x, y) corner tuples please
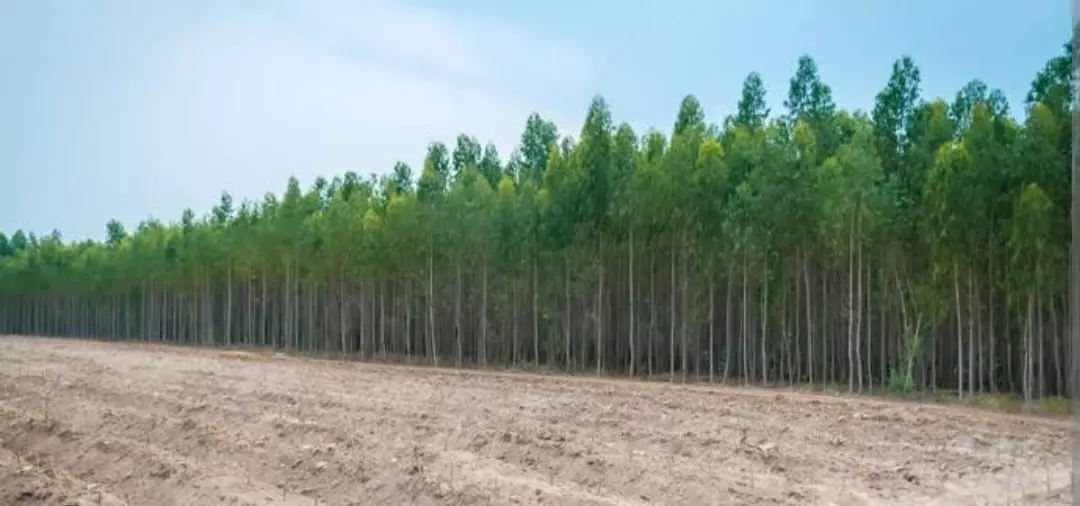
(1031, 396), (1071, 414)
(969, 394), (1021, 413)
(887, 369), (914, 396)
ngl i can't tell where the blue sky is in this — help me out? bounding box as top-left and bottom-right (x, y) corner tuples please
(0, 0), (1068, 241)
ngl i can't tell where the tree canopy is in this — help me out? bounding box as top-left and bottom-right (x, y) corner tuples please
(1, 44), (1073, 402)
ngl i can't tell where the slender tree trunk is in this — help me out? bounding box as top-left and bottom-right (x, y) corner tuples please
(1007, 291), (1014, 393)
(976, 275), (983, 394)
(1038, 293), (1045, 399)
(428, 243), (437, 366)
(512, 273), (519, 366)
(865, 256), (873, 392)
(855, 233), (863, 394)
(670, 236), (676, 382)
(967, 265), (975, 397)
(533, 253), (540, 370)
(205, 275), (213, 346)
(565, 254), (571, 371)
(783, 265), (791, 385)
(879, 263), (886, 389)
(596, 241), (603, 375)
(389, 280), (396, 358)
(742, 249), (749, 385)
(284, 262), (291, 350)
(629, 229), (635, 377)
(456, 261), (463, 368)
(709, 276), (715, 383)
(339, 272), (347, 357)
(401, 271), (408, 358)
(1052, 299), (1062, 396)
(649, 249), (656, 377)
(805, 252), (814, 386)
(260, 271), (268, 347)
(380, 280), (386, 361)
(792, 259), (800, 384)
(481, 254), (488, 367)
(761, 262), (769, 386)
(847, 214), (855, 393)
(989, 248), (997, 393)
(724, 259), (734, 383)
(953, 261), (963, 399)
(226, 260), (233, 347)
(681, 230), (689, 382)
(359, 282), (367, 358)
(1025, 292), (1034, 405)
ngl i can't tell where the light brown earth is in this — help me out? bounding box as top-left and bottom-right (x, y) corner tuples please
(0, 335), (1071, 505)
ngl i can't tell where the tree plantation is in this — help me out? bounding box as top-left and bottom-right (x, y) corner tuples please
(0, 46), (1072, 403)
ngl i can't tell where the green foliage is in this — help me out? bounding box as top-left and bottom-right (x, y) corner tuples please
(0, 41), (1073, 400)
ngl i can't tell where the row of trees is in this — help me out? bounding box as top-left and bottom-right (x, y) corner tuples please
(0, 43), (1073, 401)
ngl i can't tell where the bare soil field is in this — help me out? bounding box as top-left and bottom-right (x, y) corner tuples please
(0, 336), (1071, 505)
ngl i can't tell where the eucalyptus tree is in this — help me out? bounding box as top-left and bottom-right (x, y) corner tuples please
(1009, 183), (1055, 404)
(519, 113), (560, 184)
(0, 41), (1075, 403)
(693, 136), (728, 380)
(609, 122), (639, 374)
(576, 96), (615, 374)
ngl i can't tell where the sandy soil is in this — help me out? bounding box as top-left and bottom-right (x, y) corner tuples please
(0, 335), (1071, 505)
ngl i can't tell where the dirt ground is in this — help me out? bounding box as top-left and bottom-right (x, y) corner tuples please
(0, 336), (1071, 505)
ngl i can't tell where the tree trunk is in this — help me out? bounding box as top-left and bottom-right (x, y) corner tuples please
(596, 242), (604, 375)
(681, 230), (690, 382)
(855, 232), (863, 394)
(953, 261), (963, 399)
(359, 282), (367, 358)
(456, 261), (463, 368)
(1038, 294), (1045, 399)
(380, 280), (387, 361)
(724, 258), (734, 383)
(629, 229), (635, 377)
(967, 265), (975, 397)
(533, 253), (540, 370)
(670, 236), (676, 382)
(805, 252), (814, 386)
(879, 263), (886, 389)
(649, 249), (656, 377)
(761, 263), (769, 386)
(339, 272), (347, 357)
(401, 271), (408, 358)
(742, 249), (749, 385)
(481, 254), (488, 367)
(226, 261), (233, 347)
(512, 273), (519, 366)
(989, 248), (996, 393)
(1025, 292), (1034, 405)
(565, 254), (571, 371)
(847, 214), (855, 393)
(865, 256), (873, 393)
(709, 276), (715, 383)
(1052, 299), (1062, 396)
(284, 262), (291, 350)
(261, 271), (268, 347)
(1007, 291), (1014, 393)
(429, 243), (437, 366)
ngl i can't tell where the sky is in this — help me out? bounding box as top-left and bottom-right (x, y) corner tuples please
(0, 0), (1069, 241)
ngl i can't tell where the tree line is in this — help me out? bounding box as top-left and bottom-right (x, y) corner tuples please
(0, 43), (1072, 402)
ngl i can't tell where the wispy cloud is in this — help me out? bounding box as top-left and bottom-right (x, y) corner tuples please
(144, 0), (590, 202)
(13, 0), (592, 236)
(283, 0), (591, 91)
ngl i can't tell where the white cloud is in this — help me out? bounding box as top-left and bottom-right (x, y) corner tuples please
(139, 0), (590, 217)
(284, 0), (591, 91)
